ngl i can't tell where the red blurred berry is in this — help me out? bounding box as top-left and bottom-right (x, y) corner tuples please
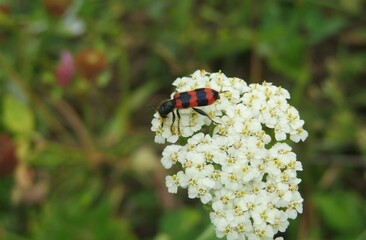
(0, 4), (12, 43)
(0, 133), (18, 177)
(75, 49), (107, 80)
(42, 0), (72, 16)
(0, 4), (11, 15)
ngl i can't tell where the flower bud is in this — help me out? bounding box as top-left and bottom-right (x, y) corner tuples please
(55, 50), (75, 87)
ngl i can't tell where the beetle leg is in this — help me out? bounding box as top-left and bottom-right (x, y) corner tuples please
(171, 111), (176, 134)
(193, 108), (220, 124)
(177, 109), (181, 134)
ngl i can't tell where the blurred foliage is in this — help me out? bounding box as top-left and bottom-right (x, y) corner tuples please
(0, 0), (366, 239)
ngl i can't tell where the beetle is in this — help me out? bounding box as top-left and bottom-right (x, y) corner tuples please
(157, 88), (220, 133)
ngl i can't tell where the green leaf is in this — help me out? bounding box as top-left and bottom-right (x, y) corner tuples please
(304, 6), (347, 44)
(30, 143), (84, 169)
(324, 110), (357, 151)
(0, 229), (28, 240)
(30, 196), (137, 240)
(2, 95), (34, 135)
(312, 190), (366, 234)
(159, 208), (216, 240)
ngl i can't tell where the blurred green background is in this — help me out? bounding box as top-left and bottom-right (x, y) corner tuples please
(0, 0), (366, 239)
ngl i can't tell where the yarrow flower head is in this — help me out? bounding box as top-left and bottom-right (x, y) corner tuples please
(151, 70), (308, 240)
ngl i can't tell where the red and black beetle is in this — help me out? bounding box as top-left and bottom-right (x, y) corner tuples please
(157, 88), (220, 133)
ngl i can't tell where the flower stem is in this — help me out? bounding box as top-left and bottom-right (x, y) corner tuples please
(196, 224), (215, 240)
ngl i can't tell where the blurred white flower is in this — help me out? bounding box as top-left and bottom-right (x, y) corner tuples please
(152, 70), (308, 240)
(60, 15), (85, 36)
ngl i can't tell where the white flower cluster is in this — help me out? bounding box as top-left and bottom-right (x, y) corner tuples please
(151, 70), (308, 240)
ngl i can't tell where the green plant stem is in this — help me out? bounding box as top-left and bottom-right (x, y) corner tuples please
(104, 38), (131, 144)
(52, 99), (95, 153)
(356, 230), (366, 240)
(196, 224), (215, 240)
(291, 56), (311, 107)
